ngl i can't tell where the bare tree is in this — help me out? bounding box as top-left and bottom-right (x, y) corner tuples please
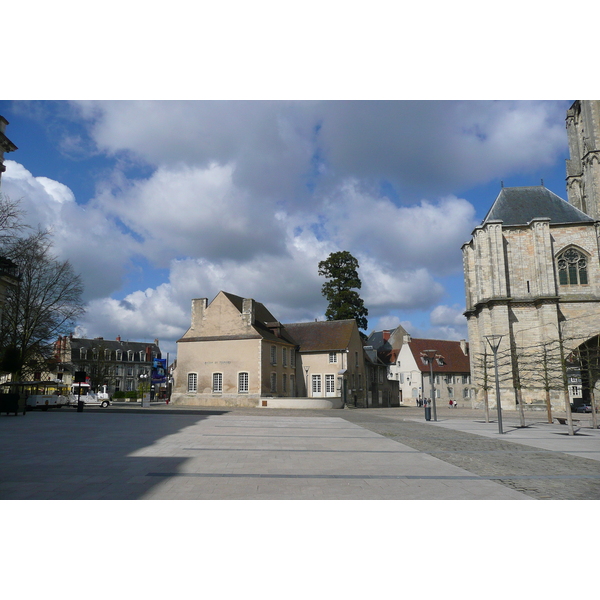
(0, 230), (85, 379)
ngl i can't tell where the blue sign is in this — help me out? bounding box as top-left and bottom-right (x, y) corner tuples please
(152, 358), (167, 383)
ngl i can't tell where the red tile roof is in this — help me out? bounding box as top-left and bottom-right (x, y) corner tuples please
(408, 338), (470, 373)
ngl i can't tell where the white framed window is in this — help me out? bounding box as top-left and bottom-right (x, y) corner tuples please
(188, 373), (198, 393)
(116, 350), (122, 361)
(238, 372), (249, 394)
(282, 347), (287, 367)
(270, 345), (277, 365)
(213, 373), (223, 393)
(325, 374), (335, 393)
(139, 351), (145, 362)
(80, 348), (87, 360)
(125, 378), (134, 391)
(127, 350), (133, 361)
(105, 349), (111, 361)
(329, 352), (337, 363)
(462, 375), (470, 384)
(312, 374), (322, 394)
(270, 373), (277, 393)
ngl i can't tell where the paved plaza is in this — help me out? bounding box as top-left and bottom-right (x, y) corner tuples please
(1, 404), (599, 499)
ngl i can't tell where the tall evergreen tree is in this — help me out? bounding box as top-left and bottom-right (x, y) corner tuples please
(318, 250), (368, 330)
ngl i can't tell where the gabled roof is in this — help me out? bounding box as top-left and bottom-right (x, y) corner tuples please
(407, 338), (470, 374)
(220, 291), (297, 345)
(284, 320), (357, 353)
(482, 186), (594, 226)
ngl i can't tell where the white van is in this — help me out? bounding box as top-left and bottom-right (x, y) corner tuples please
(70, 383), (111, 408)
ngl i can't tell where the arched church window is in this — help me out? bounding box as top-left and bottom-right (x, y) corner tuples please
(557, 248), (588, 286)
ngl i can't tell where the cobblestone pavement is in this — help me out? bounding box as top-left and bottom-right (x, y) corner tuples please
(336, 409), (600, 500)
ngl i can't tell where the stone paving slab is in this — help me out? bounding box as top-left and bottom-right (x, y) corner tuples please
(0, 411), (529, 500)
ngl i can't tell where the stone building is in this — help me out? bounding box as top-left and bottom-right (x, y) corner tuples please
(566, 100), (600, 220)
(53, 335), (162, 395)
(396, 336), (473, 406)
(0, 115), (18, 185)
(172, 291), (374, 409)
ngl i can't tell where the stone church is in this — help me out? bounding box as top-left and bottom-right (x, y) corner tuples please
(462, 100), (600, 411)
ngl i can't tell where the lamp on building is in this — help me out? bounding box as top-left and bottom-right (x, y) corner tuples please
(485, 335), (504, 434)
(422, 349), (438, 421)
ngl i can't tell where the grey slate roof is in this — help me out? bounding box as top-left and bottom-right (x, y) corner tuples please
(482, 186), (595, 226)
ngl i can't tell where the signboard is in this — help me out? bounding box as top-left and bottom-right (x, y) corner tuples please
(151, 358), (167, 384)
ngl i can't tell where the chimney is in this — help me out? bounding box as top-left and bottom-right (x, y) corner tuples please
(242, 298), (255, 327)
(382, 330), (390, 342)
(460, 339), (468, 355)
(403, 334), (411, 344)
(191, 298), (208, 330)
(116, 335), (121, 342)
(154, 338), (159, 347)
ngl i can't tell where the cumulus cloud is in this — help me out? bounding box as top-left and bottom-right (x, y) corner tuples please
(2, 160), (139, 300)
(1, 100), (570, 355)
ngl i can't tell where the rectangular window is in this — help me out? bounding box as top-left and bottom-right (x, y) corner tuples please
(312, 374), (321, 394)
(80, 348), (87, 360)
(355, 352), (359, 367)
(290, 375), (295, 396)
(291, 351), (296, 368)
(188, 373), (198, 392)
(329, 352), (337, 363)
(282, 373), (287, 394)
(125, 378), (134, 392)
(462, 375), (470, 384)
(127, 366), (134, 376)
(400, 373), (404, 384)
(325, 374), (335, 393)
(213, 373), (222, 393)
(448, 387), (454, 397)
(282, 347), (287, 367)
(358, 373), (362, 390)
(270, 373), (277, 393)
(116, 350), (122, 361)
(270, 345), (277, 365)
(463, 388), (469, 398)
(238, 372), (249, 393)
(378, 369), (383, 384)
(105, 349), (111, 360)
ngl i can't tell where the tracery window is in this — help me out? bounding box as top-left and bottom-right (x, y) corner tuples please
(557, 248), (588, 286)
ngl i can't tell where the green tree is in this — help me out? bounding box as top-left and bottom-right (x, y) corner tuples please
(318, 250), (368, 330)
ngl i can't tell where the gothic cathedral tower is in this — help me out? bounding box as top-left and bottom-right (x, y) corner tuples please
(566, 100), (600, 219)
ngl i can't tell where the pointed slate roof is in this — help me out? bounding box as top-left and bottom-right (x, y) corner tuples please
(482, 186), (594, 226)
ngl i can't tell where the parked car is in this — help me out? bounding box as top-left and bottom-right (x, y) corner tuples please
(575, 404), (592, 413)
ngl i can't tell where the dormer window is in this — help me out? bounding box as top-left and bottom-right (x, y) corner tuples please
(558, 248), (588, 286)
(80, 348), (87, 360)
(116, 350), (122, 361)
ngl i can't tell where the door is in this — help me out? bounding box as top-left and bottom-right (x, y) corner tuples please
(325, 374), (336, 397)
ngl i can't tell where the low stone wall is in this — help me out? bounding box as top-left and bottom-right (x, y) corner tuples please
(170, 394), (343, 409)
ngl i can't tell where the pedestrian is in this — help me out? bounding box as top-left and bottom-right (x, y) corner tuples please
(449, 399), (453, 408)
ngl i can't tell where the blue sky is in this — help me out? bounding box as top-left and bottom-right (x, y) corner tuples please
(0, 100), (574, 357)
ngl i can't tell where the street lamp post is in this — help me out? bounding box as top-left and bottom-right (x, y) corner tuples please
(422, 349), (438, 422)
(139, 370), (149, 407)
(304, 366), (310, 398)
(485, 335), (504, 434)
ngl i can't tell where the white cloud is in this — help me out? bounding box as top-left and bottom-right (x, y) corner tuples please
(2, 160), (139, 300)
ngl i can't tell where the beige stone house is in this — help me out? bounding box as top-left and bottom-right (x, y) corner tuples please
(172, 292), (297, 407)
(284, 320), (368, 408)
(172, 292), (372, 408)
